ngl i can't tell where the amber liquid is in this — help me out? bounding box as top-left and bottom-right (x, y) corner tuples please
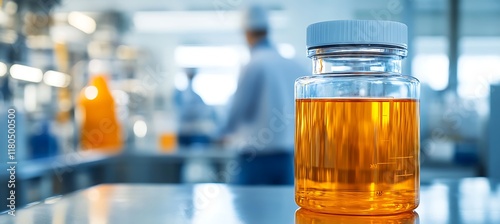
(295, 98), (419, 215)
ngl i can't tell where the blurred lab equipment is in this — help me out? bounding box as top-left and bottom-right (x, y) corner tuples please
(78, 74), (123, 152)
(175, 67), (216, 147)
(295, 20), (419, 215)
(219, 5), (306, 185)
(53, 88), (75, 155)
(421, 91), (481, 166)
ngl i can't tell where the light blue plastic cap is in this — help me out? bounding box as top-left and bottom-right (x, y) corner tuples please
(306, 20), (408, 49)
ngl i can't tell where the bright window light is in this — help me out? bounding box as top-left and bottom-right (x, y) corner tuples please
(277, 43), (296, 59)
(458, 55), (500, 99)
(134, 11), (239, 33)
(175, 46), (241, 68)
(88, 59), (111, 75)
(174, 73), (188, 91)
(0, 62), (7, 76)
(412, 54), (449, 91)
(133, 11), (286, 33)
(9, 64), (43, 83)
(192, 73), (238, 105)
(175, 45), (243, 105)
(68, 12), (96, 34)
(43, 70), (71, 88)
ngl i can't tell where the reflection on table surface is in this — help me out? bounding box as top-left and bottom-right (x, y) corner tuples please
(0, 178), (499, 224)
(296, 209), (419, 224)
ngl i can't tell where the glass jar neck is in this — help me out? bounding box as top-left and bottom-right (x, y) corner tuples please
(308, 45), (407, 75)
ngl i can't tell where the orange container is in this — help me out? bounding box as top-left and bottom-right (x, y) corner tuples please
(159, 132), (177, 152)
(78, 75), (123, 152)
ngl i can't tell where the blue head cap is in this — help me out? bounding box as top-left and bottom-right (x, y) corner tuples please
(243, 5), (269, 31)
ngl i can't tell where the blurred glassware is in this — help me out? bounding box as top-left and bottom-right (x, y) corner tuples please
(155, 110), (178, 153)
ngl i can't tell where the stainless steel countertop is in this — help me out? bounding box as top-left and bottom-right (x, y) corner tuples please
(0, 178), (499, 224)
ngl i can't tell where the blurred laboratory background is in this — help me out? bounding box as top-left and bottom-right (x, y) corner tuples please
(0, 0), (499, 210)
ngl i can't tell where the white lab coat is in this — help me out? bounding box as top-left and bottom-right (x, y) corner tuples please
(222, 39), (307, 152)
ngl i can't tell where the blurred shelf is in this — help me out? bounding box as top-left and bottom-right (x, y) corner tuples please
(0, 147), (238, 209)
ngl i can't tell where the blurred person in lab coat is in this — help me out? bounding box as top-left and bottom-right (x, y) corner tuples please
(219, 5), (307, 185)
(175, 68), (216, 147)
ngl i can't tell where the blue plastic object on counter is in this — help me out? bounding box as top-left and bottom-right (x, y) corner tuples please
(28, 121), (59, 159)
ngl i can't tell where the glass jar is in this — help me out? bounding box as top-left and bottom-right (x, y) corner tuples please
(295, 20), (420, 215)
